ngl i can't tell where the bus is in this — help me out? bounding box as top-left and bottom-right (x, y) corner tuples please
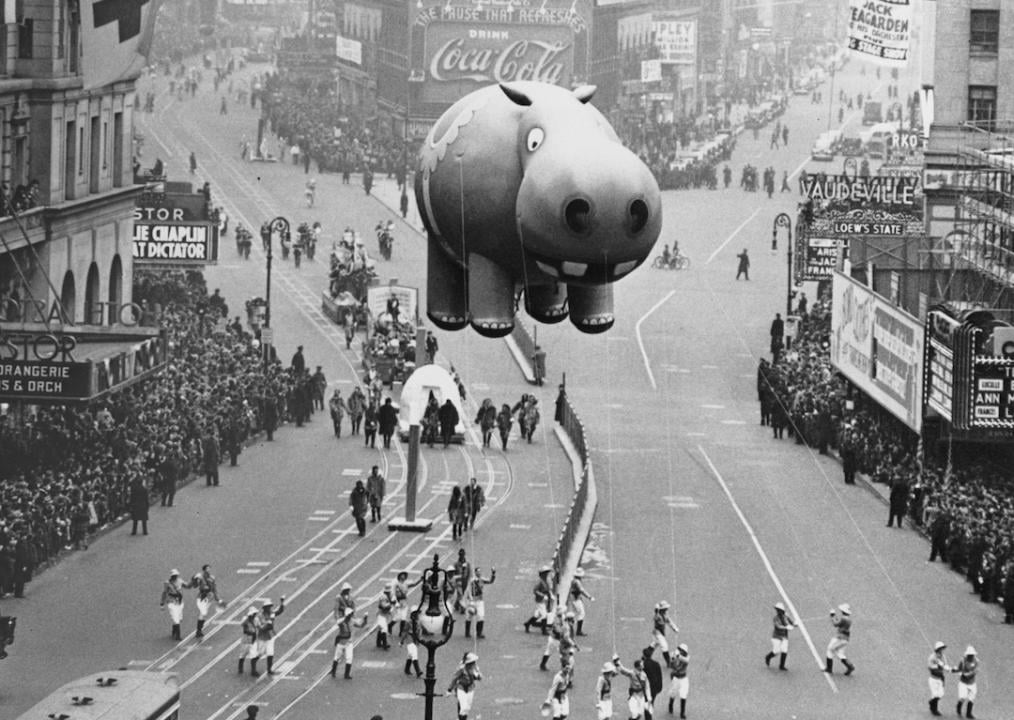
(15, 671), (180, 720)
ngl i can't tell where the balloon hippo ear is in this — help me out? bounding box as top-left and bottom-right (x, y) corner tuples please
(572, 85), (597, 104)
(499, 83), (532, 107)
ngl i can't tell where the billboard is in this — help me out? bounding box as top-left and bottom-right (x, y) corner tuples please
(652, 18), (696, 65)
(800, 237), (848, 282)
(336, 35), (363, 65)
(0, 359), (91, 401)
(133, 192), (218, 265)
(831, 272), (923, 431)
(847, 0), (911, 65)
(968, 358), (1014, 428)
(413, 0), (590, 107)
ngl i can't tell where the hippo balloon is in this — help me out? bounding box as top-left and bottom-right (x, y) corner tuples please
(415, 81), (662, 337)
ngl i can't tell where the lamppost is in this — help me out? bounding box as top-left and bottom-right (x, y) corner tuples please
(412, 554), (455, 720)
(265, 216), (289, 330)
(772, 212), (793, 314)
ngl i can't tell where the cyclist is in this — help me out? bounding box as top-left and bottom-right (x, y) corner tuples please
(660, 244), (672, 268)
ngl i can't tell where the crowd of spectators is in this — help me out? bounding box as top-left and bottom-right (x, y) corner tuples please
(0, 271), (299, 598)
(261, 76), (408, 178)
(758, 297), (1014, 621)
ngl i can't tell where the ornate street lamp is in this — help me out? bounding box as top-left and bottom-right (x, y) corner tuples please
(412, 554), (455, 720)
(772, 212), (794, 315)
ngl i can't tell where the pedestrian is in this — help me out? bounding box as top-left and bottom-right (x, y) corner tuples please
(202, 428), (220, 486)
(928, 641), (950, 716)
(769, 313), (784, 356)
(496, 403), (513, 450)
(400, 609), (423, 676)
(129, 477), (149, 536)
(616, 656), (651, 720)
(256, 597), (286, 675)
(780, 171), (791, 193)
(475, 399), (496, 448)
(641, 646), (663, 719)
(888, 475), (909, 527)
(331, 606), (367, 679)
(596, 661), (617, 720)
(363, 167), (374, 195)
(532, 345), (546, 386)
(329, 388), (347, 438)
(543, 656), (573, 720)
(448, 486), (467, 541)
(220, 96), (227, 114)
(378, 397), (399, 449)
(568, 567), (593, 636)
(463, 476), (486, 529)
(464, 566), (495, 639)
(782, 125), (789, 146)
(366, 465), (386, 522)
(400, 190), (409, 218)
(347, 386), (366, 434)
(311, 366), (327, 411)
(263, 395), (278, 441)
(928, 510), (950, 562)
(349, 480), (369, 536)
(189, 151), (197, 174)
(291, 345), (306, 374)
(439, 398), (459, 447)
(159, 448), (179, 507)
(364, 402), (379, 448)
(735, 249), (750, 280)
(191, 564), (224, 637)
(823, 603), (855, 675)
(524, 564), (554, 634)
(244, 705), (259, 720)
(238, 606), (262, 676)
(951, 646), (979, 719)
(160, 569), (191, 641)
(651, 601), (679, 665)
(764, 601), (795, 670)
(840, 441), (857, 485)
(667, 644), (690, 719)
(425, 332), (438, 363)
(520, 397), (540, 443)
(448, 652), (482, 720)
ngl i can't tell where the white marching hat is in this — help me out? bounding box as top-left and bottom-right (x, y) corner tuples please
(539, 565), (552, 574)
(657, 601), (671, 610)
(170, 569), (180, 577)
(838, 603), (851, 615)
(934, 641), (947, 651)
(774, 602), (786, 612)
(574, 568), (585, 578)
(965, 646), (976, 656)
(677, 643), (689, 654)
(247, 607), (258, 616)
(602, 662), (616, 673)
(341, 582), (352, 592)
(464, 652), (478, 664)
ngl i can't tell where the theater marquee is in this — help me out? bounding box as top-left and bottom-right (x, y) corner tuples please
(132, 191), (219, 266)
(411, 0), (590, 107)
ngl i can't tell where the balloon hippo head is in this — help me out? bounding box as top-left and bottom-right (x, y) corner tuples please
(416, 81), (662, 337)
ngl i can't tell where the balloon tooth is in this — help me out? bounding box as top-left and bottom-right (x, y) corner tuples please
(536, 261), (560, 277)
(561, 261), (588, 276)
(614, 260), (637, 277)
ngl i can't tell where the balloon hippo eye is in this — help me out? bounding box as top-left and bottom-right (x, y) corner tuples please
(526, 128), (545, 152)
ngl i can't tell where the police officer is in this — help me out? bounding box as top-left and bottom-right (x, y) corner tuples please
(239, 607), (262, 676)
(257, 596), (286, 675)
(159, 569), (190, 640)
(764, 601), (795, 670)
(465, 566), (495, 639)
(568, 567), (594, 636)
(927, 641), (950, 716)
(192, 564), (224, 637)
(823, 603), (854, 676)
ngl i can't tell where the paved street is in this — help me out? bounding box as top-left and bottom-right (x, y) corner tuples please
(7, 55), (1014, 720)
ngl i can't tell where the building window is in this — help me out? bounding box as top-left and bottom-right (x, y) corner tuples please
(17, 18), (33, 59)
(970, 10), (999, 54)
(968, 85), (997, 129)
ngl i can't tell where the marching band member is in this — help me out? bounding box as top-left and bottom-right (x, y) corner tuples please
(238, 607), (262, 676)
(927, 641), (949, 716)
(399, 609), (423, 677)
(543, 655), (573, 720)
(524, 565), (553, 634)
(667, 644), (690, 719)
(651, 601), (679, 665)
(374, 583), (396, 649)
(596, 661), (617, 720)
(952, 646), (979, 719)
(331, 605), (367, 679)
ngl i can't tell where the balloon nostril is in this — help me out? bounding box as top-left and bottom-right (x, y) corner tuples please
(628, 199), (649, 234)
(565, 198), (592, 234)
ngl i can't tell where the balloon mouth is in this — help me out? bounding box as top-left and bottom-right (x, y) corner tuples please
(526, 249), (642, 284)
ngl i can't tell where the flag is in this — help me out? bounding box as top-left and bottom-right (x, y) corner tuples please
(81, 0), (160, 90)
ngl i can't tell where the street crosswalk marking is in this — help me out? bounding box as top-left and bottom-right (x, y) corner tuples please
(360, 660), (390, 668)
(701, 364), (719, 369)
(685, 432), (707, 437)
(342, 468), (362, 476)
(495, 603), (517, 609)
(544, 503), (564, 508)
(313, 509), (335, 515)
(509, 524), (531, 530)
(237, 568), (260, 574)
(247, 561), (270, 566)
(721, 419), (747, 425)
(701, 404), (725, 409)
(527, 482), (548, 488)
(307, 516), (330, 521)
(668, 502), (700, 509)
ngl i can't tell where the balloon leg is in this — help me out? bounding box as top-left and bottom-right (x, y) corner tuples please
(427, 236), (468, 331)
(567, 284), (614, 333)
(468, 253), (514, 338)
(524, 282), (568, 325)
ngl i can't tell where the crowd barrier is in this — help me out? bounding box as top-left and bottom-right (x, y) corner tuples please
(550, 390), (597, 608)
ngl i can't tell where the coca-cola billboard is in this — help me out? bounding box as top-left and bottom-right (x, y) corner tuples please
(412, 0), (590, 108)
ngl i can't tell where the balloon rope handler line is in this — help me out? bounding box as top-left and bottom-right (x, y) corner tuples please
(388, 424), (434, 532)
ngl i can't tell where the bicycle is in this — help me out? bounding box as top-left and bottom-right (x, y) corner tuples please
(651, 253), (691, 270)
